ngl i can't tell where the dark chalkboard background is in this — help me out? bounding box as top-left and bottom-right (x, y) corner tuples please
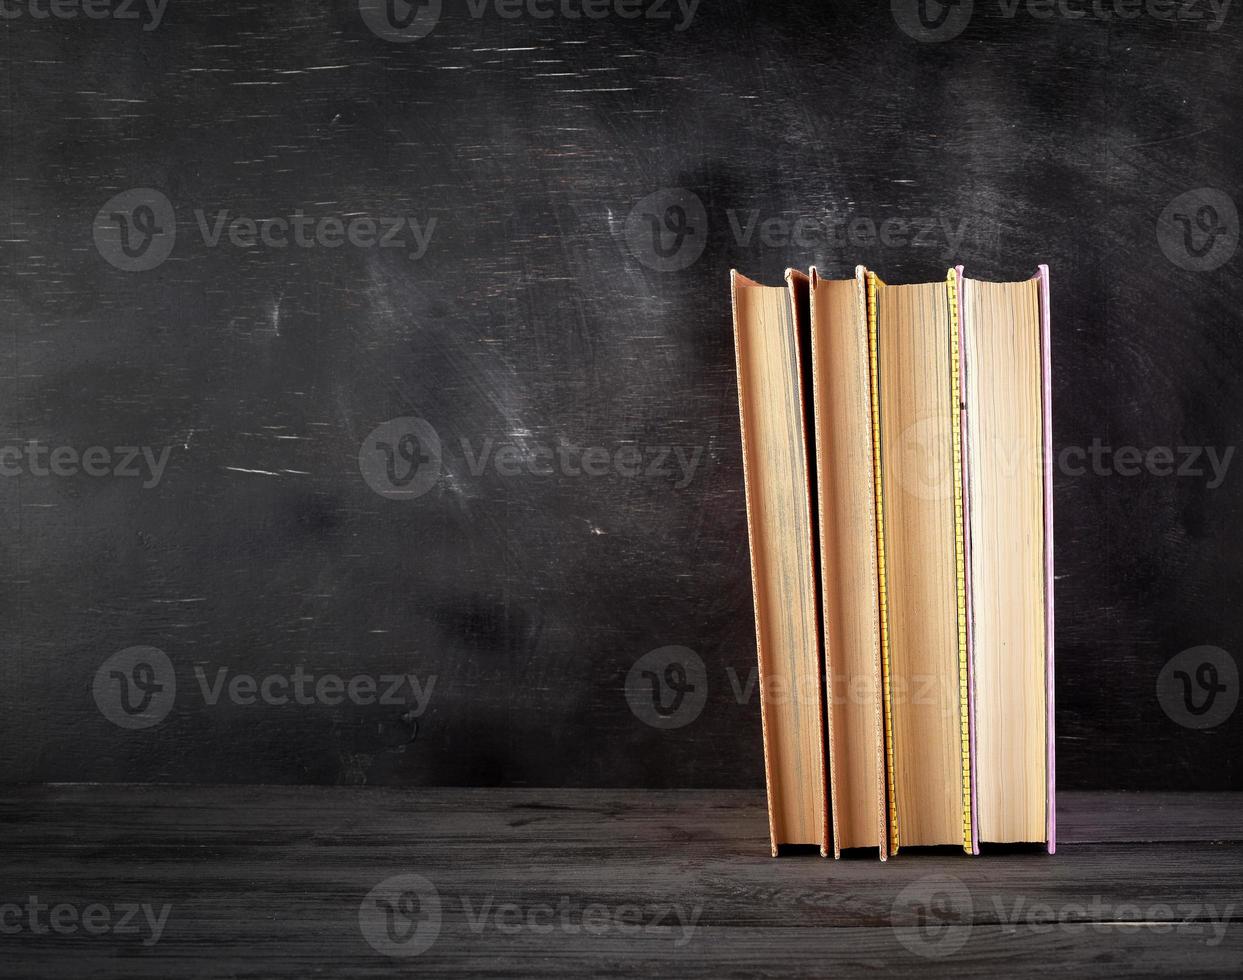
(1, 0), (1239, 790)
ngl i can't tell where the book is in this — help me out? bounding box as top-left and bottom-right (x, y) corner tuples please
(807, 267), (888, 860)
(729, 269), (829, 856)
(960, 266), (1055, 852)
(729, 263), (1054, 858)
(870, 270), (974, 853)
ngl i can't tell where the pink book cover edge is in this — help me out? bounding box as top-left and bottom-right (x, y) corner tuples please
(1036, 264), (1056, 854)
(962, 267), (1053, 854)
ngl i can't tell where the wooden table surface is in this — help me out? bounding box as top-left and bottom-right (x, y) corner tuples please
(0, 787), (1239, 977)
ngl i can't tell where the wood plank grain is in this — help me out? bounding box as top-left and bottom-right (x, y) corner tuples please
(0, 788), (1240, 977)
(0, 928), (1240, 980)
(3, 787), (1242, 844)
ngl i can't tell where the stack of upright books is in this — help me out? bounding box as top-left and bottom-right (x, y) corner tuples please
(730, 266), (1054, 858)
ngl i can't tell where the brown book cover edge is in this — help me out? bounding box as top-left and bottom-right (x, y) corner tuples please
(786, 267), (831, 859)
(809, 266), (889, 861)
(729, 269), (780, 857)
